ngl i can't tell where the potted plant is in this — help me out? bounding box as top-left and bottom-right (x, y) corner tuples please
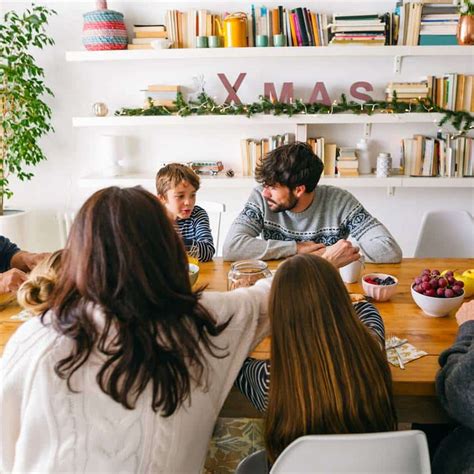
(457, 0), (474, 45)
(0, 6), (55, 244)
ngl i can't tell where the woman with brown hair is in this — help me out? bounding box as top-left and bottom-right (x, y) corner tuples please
(1, 187), (272, 473)
(236, 254), (397, 464)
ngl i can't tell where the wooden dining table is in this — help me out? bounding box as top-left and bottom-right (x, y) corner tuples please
(0, 257), (472, 423)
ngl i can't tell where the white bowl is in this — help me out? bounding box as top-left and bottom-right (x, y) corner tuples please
(151, 39), (172, 49)
(361, 273), (398, 302)
(189, 263), (199, 286)
(411, 286), (464, 317)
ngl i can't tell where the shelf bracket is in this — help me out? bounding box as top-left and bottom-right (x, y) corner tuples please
(363, 123), (372, 138)
(295, 123), (308, 142)
(393, 55), (403, 75)
(387, 186), (395, 197)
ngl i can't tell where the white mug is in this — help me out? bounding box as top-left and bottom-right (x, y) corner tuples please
(151, 39), (172, 49)
(339, 258), (365, 284)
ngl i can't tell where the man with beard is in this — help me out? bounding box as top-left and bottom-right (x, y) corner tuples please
(223, 142), (402, 267)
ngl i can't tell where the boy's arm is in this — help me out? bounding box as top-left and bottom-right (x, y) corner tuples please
(222, 190), (296, 261)
(192, 207), (215, 262)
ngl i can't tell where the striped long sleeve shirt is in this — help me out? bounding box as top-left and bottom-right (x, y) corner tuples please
(176, 205), (215, 262)
(235, 301), (385, 413)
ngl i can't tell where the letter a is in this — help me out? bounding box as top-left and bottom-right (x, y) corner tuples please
(308, 82), (331, 106)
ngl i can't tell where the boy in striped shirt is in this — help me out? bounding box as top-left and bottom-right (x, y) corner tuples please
(156, 163), (215, 262)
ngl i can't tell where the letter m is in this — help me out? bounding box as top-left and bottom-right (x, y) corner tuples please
(263, 82), (294, 104)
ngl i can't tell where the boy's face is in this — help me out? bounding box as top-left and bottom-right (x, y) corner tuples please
(159, 180), (197, 220)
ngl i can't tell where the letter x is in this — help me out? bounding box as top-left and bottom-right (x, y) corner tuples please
(217, 73), (247, 104)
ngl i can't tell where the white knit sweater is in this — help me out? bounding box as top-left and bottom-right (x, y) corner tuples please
(0, 278), (271, 473)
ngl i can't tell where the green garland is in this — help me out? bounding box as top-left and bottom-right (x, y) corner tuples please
(115, 92), (474, 133)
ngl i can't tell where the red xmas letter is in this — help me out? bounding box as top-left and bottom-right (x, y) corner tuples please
(350, 81), (374, 102)
(217, 73), (247, 104)
(308, 82), (331, 106)
(263, 82), (294, 103)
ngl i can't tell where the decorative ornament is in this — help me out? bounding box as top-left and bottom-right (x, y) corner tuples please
(226, 169), (235, 178)
(82, 0), (127, 51)
(189, 74), (207, 101)
(93, 102), (109, 116)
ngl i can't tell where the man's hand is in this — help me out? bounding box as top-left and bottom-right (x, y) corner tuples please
(0, 268), (28, 294)
(296, 242), (326, 255)
(10, 251), (50, 272)
(455, 301), (474, 327)
(322, 240), (360, 268)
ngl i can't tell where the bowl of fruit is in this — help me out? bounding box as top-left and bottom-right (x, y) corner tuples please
(411, 269), (464, 318)
(362, 274), (398, 302)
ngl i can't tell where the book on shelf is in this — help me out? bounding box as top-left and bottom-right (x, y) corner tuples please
(241, 134), (294, 176)
(133, 25), (166, 32)
(386, 76), (474, 112)
(337, 147), (358, 161)
(396, 1), (459, 45)
(135, 31), (168, 39)
(127, 44), (153, 50)
(404, 134), (474, 178)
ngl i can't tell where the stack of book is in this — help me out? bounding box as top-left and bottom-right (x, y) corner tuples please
(329, 13), (389, 46)
(403, 134), (474, 178)
(307, 137), (337, 176)
(337, 148), (359, 177)
(128, 25), (168, 50)
(419, 2), (459, 45)
(143, 84), (180, 108)
(241, 134), (294, 176)
(428, 74), (474, 111)
(385, 81), (430, 102)
(397, 1), (459, 46)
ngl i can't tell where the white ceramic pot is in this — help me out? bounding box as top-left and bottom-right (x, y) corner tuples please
(0, 209), (29, 249)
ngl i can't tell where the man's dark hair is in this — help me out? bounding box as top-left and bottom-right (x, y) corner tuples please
(255, 142), (324, 193)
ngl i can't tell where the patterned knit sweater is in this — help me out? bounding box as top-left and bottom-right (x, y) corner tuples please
(176, 205), (215, 262)
(0, 278), (272, 473)
(223, 185), (402, 263)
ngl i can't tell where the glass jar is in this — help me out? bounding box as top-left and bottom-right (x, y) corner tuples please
(227, 260), (272, 291)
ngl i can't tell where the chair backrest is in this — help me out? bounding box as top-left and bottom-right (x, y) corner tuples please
(196, 200), (226, 255)
(236, 450), (268, 474)
(270, 431), (430, 474)
(56, 211), (76, 248)
(414, 210), (474, 258)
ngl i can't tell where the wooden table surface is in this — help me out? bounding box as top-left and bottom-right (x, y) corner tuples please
(198, 258), (472, 398)
(1, 257), (472, 422)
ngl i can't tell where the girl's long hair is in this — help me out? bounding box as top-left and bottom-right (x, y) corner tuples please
(265, 254), (396, 463)
(48, 186), (229, 416)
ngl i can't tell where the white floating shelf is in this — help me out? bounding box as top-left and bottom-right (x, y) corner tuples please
(66, 46), (474, 62)
(73, 113), (446, 127)
(78, 174), (474, 190)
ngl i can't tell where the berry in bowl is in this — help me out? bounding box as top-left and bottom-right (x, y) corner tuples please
(362, 273), (398, 302)
(411, 269), (464, 318)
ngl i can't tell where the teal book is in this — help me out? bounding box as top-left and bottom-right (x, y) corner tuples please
(419, 35), (458, 45)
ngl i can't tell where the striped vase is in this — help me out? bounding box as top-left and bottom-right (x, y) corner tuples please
(83, 0), (127, 51)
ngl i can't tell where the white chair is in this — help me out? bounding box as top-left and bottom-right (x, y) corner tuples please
(414, 210), (474, 258)
(56, 211), (76, 247)
(237, 431), (430, 474)
(272, 431), (430, 474)
(196, 200), (226, 254)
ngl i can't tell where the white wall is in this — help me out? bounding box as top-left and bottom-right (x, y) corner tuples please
(2, 1), (474, 255)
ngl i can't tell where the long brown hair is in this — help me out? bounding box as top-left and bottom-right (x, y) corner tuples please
(48, 186), (228, 416)
(265, 254), (396, 463)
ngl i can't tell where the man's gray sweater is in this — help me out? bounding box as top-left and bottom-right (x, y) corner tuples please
(433, 320), (474, 474)
(223, 185), (402, 263)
